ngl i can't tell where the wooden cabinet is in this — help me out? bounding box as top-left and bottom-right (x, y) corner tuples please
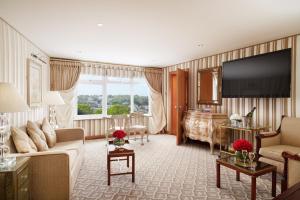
(0, 157), (30, 200)
(182, 110), (228, 154)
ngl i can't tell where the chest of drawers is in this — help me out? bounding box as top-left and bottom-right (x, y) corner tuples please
(0, 157), (30, 200)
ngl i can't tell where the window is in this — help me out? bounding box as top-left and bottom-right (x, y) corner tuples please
(77, 75), (149, 117)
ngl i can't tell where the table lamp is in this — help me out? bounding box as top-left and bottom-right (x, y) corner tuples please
(0, 82), (29, 167)
(43, 91), (65, 129)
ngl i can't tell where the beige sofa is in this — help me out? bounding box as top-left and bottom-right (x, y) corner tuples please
(256, 116), (300, 192)
(8, 127), (85, 200)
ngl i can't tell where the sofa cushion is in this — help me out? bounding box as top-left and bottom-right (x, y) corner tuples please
(50, 140), (83, 152)
(259, 157), (284, 174)
(27, 121), (49, 151)
(42, 118), (57, 148)
(11, 127), (37, 153)
(259, 145), (300, 162)
(50, 140), (83, 169)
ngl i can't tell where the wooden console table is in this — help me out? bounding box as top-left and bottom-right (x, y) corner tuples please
(107, 140), (135, 185)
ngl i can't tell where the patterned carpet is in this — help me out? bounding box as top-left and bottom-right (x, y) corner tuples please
(72, 135), (280, 200)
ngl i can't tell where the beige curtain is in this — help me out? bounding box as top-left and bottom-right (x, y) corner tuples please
(50, 59), (82, 128)
(50, 60), (81, 90)
(144, 68), (166, 134)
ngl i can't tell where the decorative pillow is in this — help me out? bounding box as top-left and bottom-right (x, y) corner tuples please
(42, 118), (56, 148)
(11, 127), (37, 153)
(27, 121), (49, 151)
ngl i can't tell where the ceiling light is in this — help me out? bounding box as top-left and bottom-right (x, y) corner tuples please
(97, 23), (103, 27)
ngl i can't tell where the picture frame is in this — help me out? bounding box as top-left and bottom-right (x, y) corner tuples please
(27, 58), (42, 107)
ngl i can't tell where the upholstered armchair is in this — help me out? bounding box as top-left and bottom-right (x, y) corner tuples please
(282, 151), (300, 191)
(256, 116), (300, 192)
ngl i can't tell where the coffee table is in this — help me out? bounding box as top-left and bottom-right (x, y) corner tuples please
(107, 140), (135, 185)
(216, 155), (277, 200)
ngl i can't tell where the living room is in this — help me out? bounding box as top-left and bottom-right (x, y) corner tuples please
(0, 1), (300, 200)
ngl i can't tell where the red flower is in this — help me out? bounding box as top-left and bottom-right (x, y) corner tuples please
(233, 139), (253, 152)
(112, 130), (127, 139)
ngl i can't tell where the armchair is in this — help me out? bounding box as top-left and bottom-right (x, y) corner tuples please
(282, 151), (300, 191)
(256, 116), (300, 192)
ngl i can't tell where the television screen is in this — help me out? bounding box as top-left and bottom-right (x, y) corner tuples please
(222, 49), (291, 98)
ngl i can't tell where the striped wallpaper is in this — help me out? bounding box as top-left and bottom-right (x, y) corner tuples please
(0, 18), (49, 127)
(163, 35), (299, 132)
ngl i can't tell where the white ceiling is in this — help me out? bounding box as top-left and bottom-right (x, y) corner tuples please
(1, 0), (300, 67)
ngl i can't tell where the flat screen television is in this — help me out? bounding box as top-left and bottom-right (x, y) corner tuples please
(222, 49), (291, 98)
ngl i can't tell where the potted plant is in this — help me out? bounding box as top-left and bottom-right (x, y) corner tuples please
(112, 130), (127, 146)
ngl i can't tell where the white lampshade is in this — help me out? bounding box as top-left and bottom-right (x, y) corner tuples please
(0, 82), (29, 113)
(43, 91), (65, 106)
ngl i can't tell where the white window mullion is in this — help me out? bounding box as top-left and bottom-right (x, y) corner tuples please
(102, 76), (108, 116)
(130, 77), (134, 113)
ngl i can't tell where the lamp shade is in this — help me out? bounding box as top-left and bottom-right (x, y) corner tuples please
(0, 82), (29, 113)
(43, 91), (65, 105)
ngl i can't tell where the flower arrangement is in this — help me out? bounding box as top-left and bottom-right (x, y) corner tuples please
(112, 130), (127, 146)
(112, 130), (127, 139)
(233, 139), (253, 152)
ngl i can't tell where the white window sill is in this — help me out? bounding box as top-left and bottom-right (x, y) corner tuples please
(74, 115), (106, 121)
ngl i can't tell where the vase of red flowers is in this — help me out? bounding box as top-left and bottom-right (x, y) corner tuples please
(233, 139), (253, 161)
(112, 130), (127, 146)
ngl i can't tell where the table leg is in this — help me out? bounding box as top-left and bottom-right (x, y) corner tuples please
(132, 154), (135, 183)
(236, 171), (240, 181)
(127, 155), (129, 167)
(251, 176), (256, 200)
(107, 155), (111, 186)
(216, 162), (220, 188)
(272, 170), (277, 197)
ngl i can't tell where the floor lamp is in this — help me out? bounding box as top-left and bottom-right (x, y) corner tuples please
(43, 91), (65, 129)
(0, 83), (29, 167)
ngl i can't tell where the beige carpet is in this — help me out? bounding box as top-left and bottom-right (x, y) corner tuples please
(72, 135), (280, 200)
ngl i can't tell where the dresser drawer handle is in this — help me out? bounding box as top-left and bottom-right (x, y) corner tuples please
(21, 174), (28, 179)
(21, 188), (28, 192)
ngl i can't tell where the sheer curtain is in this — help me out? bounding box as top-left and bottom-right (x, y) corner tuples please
(50, 59), (81, 128)
(144, 68), (166, 134)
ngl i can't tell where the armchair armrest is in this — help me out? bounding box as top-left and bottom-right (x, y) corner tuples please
(282, 151), (300, 192)
(17, 151), (70, 200)
(256, 131), (281, 148)
(55, 128), (85, 143)
(255, 131), (281, 157)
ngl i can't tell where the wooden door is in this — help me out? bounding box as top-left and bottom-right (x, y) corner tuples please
(176, 68), (188, 145)
(170, 73), (177, 135)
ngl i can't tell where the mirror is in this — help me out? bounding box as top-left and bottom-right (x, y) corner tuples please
(197, 66), (222, 105)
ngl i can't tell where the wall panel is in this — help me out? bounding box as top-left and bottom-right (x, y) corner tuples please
(0, 18), (49, 127)
(163, 36), (298, 132)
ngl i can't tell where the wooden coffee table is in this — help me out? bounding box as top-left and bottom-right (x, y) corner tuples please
(216, 155), (277, 200)
(107, 140), (135, 185)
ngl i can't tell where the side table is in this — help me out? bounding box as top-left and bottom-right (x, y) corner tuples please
(0, 157), (30, 200)
(107, 140), (135, 185)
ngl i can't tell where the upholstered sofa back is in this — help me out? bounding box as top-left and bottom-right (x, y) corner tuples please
(281, 117), (300, 147)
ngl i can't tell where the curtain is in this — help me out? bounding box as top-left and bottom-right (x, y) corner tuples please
(144, 68), (166, 134)
(50, 59), (82, 128)
(50, 60), (81, 90)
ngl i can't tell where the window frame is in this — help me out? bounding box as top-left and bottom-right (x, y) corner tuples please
(75, 75), (150, 119)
